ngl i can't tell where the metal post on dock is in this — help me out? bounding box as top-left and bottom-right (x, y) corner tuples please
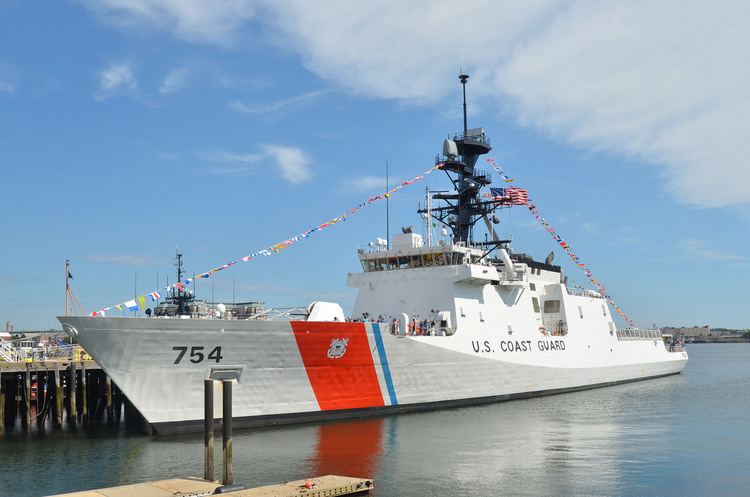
(54, 363), (63, 426)
(222, 380), (233, 486)
(69, 361), (77, 424)
(204, 379), (215, 482)
(24, 364), (31, 429)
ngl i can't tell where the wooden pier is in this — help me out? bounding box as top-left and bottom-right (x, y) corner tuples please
(47, 475), (374, 497)
(0, 359), (137, 433)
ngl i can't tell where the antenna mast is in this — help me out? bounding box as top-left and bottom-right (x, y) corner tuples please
(459, 73), (469, 134)
(418, 73), (502, 246)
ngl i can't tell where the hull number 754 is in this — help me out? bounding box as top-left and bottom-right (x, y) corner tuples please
(172, 346), (224, 364)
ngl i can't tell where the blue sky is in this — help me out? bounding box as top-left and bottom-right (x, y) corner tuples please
(1, 1), (748, 330)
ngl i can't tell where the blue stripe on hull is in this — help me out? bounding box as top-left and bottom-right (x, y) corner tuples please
(372, 323), (398, 406)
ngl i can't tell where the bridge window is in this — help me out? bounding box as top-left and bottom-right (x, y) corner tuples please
(543, 300), (560, 313)
(532, 297), (540, 313)
(530, 283), (536, 291)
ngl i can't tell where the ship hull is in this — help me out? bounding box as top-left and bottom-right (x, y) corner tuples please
(58, 316), (688, 435)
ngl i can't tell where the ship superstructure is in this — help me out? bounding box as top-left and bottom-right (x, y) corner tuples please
(58, 76), (687, 434)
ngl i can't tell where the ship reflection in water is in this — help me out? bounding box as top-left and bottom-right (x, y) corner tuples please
(311, 418), (385, 478)
(3, 345), (750, 497)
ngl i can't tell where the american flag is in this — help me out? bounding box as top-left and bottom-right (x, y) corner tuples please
(489, 187), (528, 205)
(489, 187), (508, 200)
(506, 187), (528, 205)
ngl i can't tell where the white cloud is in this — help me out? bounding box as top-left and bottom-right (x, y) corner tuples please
(95, 61), (137, 101)
(263, 145), (312, 184)
(340, 175), (395, 194)
(82, 1), (750, 208)
(159, 67), (188, 94)
(0, 81), (14, 94)
(681, 239), (745, 262)
(206, 146), (312, 183)
(79, 0), (257, 46)
(229, 89), (327, 115)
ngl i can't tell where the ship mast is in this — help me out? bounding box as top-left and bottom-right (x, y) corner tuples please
(419, 74), (501, 246)
(171, 249), (193, 315)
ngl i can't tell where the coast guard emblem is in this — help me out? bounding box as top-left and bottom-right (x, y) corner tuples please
(327, 338), (349, 359)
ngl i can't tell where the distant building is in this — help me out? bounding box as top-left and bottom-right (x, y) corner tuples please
(1, 320), (11, 340)
(662, 326), (711, 337)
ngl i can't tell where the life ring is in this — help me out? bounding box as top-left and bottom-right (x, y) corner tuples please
(539, 325), (547, 336)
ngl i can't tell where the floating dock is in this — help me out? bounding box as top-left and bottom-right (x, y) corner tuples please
(47, 475), (374, 497)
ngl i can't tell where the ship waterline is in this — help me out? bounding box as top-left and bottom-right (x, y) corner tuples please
(58, 315), (687, 434)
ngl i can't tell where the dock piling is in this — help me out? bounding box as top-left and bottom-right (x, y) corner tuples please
(69, 361), (77, 424)
(81, 361), (88, 423)
(106, 376), (113, 424)
(0, 375), (5, 434)
(222, 380), (233, 486)
(54, 364), (63, 426)
(24, 365), (31, 429)
(204, 379), (215, 482)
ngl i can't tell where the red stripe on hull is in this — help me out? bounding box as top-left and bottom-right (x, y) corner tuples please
(291, 321), (385, 410)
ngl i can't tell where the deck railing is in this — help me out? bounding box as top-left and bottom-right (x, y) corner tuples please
(616, 328), (663, 341)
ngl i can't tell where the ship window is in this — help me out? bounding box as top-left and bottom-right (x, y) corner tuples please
(507, 324), (513, 335)
(602, 304), (606, 316)
(609, 322), (615, 334)
(578, 306), (584, 319)
(529, 283), (536, 291)
(543, 300), (560, 313)
(479, 311), (485, 322)
(532, 297), (540, 313)
(460, 306), (466, 317)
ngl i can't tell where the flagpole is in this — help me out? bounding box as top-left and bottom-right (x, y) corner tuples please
(65, 258), (70, 316)
(386, 160), (390, 250)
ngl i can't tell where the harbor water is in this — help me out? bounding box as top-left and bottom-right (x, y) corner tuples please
(1, 344), (748, 497)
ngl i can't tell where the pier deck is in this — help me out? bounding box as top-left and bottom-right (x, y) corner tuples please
(0, 359), (100, 373)
(48, 475), (374, 497)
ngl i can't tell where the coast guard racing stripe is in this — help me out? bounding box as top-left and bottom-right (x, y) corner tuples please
(292, 321), (385, 410)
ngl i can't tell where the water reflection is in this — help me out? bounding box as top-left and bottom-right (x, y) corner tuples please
(311, 418), (384, 477)
(3, 346), (750, 497)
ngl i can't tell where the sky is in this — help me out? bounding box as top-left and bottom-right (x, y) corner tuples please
(1, 0), (749, 330)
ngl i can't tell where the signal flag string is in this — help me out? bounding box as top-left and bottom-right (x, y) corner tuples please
(483, 158), (634, 327)
(89, 163), (446, 316)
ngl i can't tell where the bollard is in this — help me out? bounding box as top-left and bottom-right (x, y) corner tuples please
(222, 380), (233, 486)
(204, 379), (215, 482)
